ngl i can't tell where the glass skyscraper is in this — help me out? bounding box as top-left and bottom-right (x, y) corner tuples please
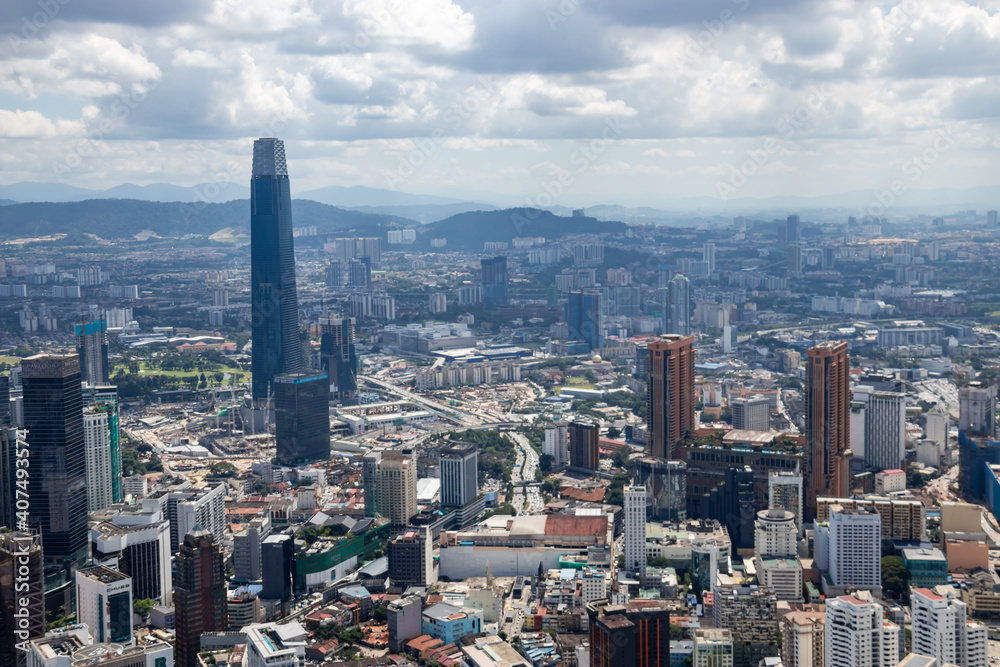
(274, 371), (331, 466)
(250, 137), (303, 403)
(481, 256), (508, 309)
(567, 289), (603, 351)
(75, 318), (109, 386)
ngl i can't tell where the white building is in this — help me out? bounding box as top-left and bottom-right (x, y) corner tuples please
(429, 293), (448, 314)
(925, 403), (949, 450)
(75, 566), (133, 646)
(90, 500), (173, 605)
(959, 381), (996, 438)
(853, 386), (906, 471)
(755, 509), (797, 559)
(823, 507), (882, 590)
(84, 408), (114, 512)
(731, 396), (770, 432)
(580, 569), (607, 604)
(243, 622), (308, 667)
(874, 469), (906, 495)
(769, 472), (803, 530)
(458, 285), (483, 305)
(825, 595), (899, 667)
(910, 587), (988, 667)
(624, 485), (647, 577)
(543, 423), (568, 468)
(693, 628), (734, 667)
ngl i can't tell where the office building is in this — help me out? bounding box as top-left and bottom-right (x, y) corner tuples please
(814, 496), (925, 542)
(0, 427), (26, 532)
(376, 451), (417, 527)
(624, 485), (647, 577)
(788, 244), (803, 274)
(567, 290), (603, 351)
(362, 452), (381, 518)
(825, 595), (900, 667)
(260, 534), (294, 603)
(481, 256), (508, 309)
(440, 442), (478, 509)
(755, 509), (796, 559)
(75, 319), (109, 386)
(925, 403), (949, 449)
(959, 433), (1000, 501)
(780, 610), (825, 667)
(820, 507), (881, 590)
(731, 396), (770, 432)
(458, 285), (482, 306)
(666, 275), (691, 336)
(25, 630), (172, 667)
(157, 483), (228, 553)
(174, 527), (228, 667)
(703, 242), (716, 274)
(233, 516), (271, 583)
(632, 457), (687, 522)
(90, 502), (172, 605)
(0, 532), (44, 667)
(804, 342), (851, 521)
(83, 407), (114, 513)
(768, 472), (803, 530)
(84, 385), (122, 504)
(786, 215), (801, 243)
(387, 526), (436, 589)
(960, 381), (997, 438)
(0, 375), (8, 427)
(568, 420), (599, 471)
(318, 315), (358, 404)
(693, 628), (733, 667)
(250, 137), (303, 403)
(854, 387), (906, 471)
(543, 423), (568, 469)
(910, 587), (988, 667)
(429, 293), (448, 314)
(647, 334), (696, 460)
(586, 599), (671, 667)
(75, 566), (132, 646)
(274, 371), (330, 467)
(21, 355), (88, 615)
(228, 592), (262, 630)
(690, 538), (722, 596)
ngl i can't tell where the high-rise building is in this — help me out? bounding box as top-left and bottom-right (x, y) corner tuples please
(910, 587), (988, 667)
(690, 539), (722, 597)
(0, 427), (27, 531)
(788, 244), (803, 275)
(74, 566), (132, 646)
(274, 371), (330, 467)
(388, 595), (423, 652)
(0, 375), (9, 427)
(647, 335), (696, 460)
(959, 381), (997, 438)
(233, 515), (271, 583)
(260, 534), (293, 603)
(586, 599), (671, 667)
(723, 466), (756, 552)
(429, 293), (448, 314)
(83, 407), (114, 513)
(804, 341), (851, 521)
(568, 420), (599, 471)
(21, 355), (88, 615)
(712, 586), (780, 667)
(768, 472), (803, 530)
(820, 507), (881, 590)
(632, 458), (687, 522)
(481, 256), (508, 309)
(786, 215), (801, 243)
(331, 237), (381, 268)
(825, 595), (899, 667)
(925, 403), (949, 449)
(90, 500), (173, 606)
(567, 290), (603, 351)
(693, 628), (734, 667)
(174, 527), (228, 667)
(387, 526), (436, 589)
(318, 314), (358, 404)
(780, 610), (824, 667)
(347, 256), (371, 286)
(158, 484), (228, 554)
(731, 396), (770, 432)
(440, 442), (478, 509)
(666, 275), (691, 336)
(362, 451), (381, 518)
(250, 137), (303, 403)
(84, 386), (122, 504)
(75, 319), (109, 387)
(543, 423), (568, 469)
(376, 451), (417, 527)
(853, 387), (906, 471)
(755, 509), (797, 559)
(0, 532), (44, 667)
(624, 485), (647, 577)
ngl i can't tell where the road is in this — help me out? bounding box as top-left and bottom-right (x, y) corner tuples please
(509, 432), (543, 513)
(361, 376), (485, 426)
(925, 464), (1000, 545)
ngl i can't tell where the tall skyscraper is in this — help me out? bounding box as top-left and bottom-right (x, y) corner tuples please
(731, 396), (770, 432)
(75, 566), (133, 646)
(75, 319), (109, 387)
(825, 595), (899, 667)
(250, 137), (303, 403)
(481, 256), (508, 309)
(83, 407), (114, 512)
(0, 427), (26, 531)
(632, 458), (687, 522)
(959, 381), (997, 438)
(318, 314), (358, 404)
(768, 472), (803, 530)
(568, 420), (599, 471)
(910, 587), (988, 667)
(703, 242), (716, 274)
(804, 341), (851, 521)
(21, 355), (88, 616)
(821, 507), (881, 590)
(786, 214), (801, 244)
(439, 442), (478, 508)
(543, 423), (568, 469)
(91, 503), (172, 606)
(0, 375), (9, 427)
(853, 386), (906, 471)
(274, 371), (330, 467)
(624, 485), (647, 577)
(788, 244), (803, 275)
(666, 275), (691, 336)
(647, 334), (696, 460)
(376, 451), (417, 527)
(567, 289), (603, 351)
(85, 385), (122, 504)
(0, 532), (44, 667)
(174, 527), (228, 667)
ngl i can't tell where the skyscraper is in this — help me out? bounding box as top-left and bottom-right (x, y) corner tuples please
(624, 485), (647, 577)
(174, 527), (228, 667)
(786, 214), (801, 244)
(260, 534), (293, 604)
(21, 355), (88, 616)
(647, 334), (696, 460)
(567, 289), (603, 351)
(74, 566), (133, 646)
(666, 275), (691, 336)
(788, 244), (803, 275)
(853, 386), (906, 471)
(387, 526), (436, 589)
(83, 407), (114, 512)
(586, 599), (671, 667)
(910, 587), (988, 667)
(85, 385), (122, 504)
(825, 595), (899, 667)
(439, 442), (478, 509)
(804, 341), (851, 521)
(318, 314), (358, 404)
(75, 319), (109, 387)
(568, 420), (599, 471)
(250, 137), (303, 403)
(632, 457), (687, 522)
(703, 242), (716, 274)
(543, 423), (568, 469)
(481, 256), (508, 309)
(375, 451), (417, 527)
(0, 532), (44, 667)
(731, 395), (770, 432)
(274, 371), (330, 467)
(959, 380), (997, 438)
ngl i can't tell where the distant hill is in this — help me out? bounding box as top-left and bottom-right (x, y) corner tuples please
(419, 208), (627, 250)
(0, 199), (17, 206)
(0, 181), (251, 204)
(347, 202), (499, 223)
(296, 185), (476, 208)
(0, 198), (414, 240)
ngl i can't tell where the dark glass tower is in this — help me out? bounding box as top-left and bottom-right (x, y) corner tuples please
(481, 256), (508, 309)
(319, 314), (358, 404)
(75, 319), (109, 386)
(566, 289), (603, 351)
(174, 527), (227, 667)
(251, 137), (303, 403)
(274, 371), (330, 466)
(21, 355), (88, 617)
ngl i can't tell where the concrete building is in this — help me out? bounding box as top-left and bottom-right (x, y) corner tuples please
(853, 387), (906, 472)
(712, 586), (779, 667)
(375, 451), (417, 527)
(902, 549), (948, 588)
(25, 628), (172, 667)
(624, 485), (647, 577)
(819, 507), (882, 592)
(83, 407), (114, 512)
(242, 622), (308, 667)
(825, 595), (899, 667)
(805, 342), (851, 521)
(633, 458), (687, 522)
(429, 293), (448, 314)
(421, 603), (482, 645)
(960, 381), (996, 438)
(648, 334), (696, 460)
(543, 423), (568, 468)
(911, 587), (988, 667)
(755, 509), (797, 559)
(780, 610), (824, 667)
(75, 566), (132, 647)
(261, 534), (294, 603)
(174, 528), (227, 667)
(90, 502), (172, 606)
(731, 396), (770, 432)
(388, 527), (436, 589)
(694, 628), (734, 667)
(233, 516), (271, 582)
(925, 403), (949, 449)
(769, 472), (803, 530)
(569, 420), (599, 471)
(0, 533), (44, 667)
(586, 600), (671, 667)
(388, 595), (423, 652)
(815, 496), (925, 542)
(440, 442), (478, 509)
(874, 469), (906, 495)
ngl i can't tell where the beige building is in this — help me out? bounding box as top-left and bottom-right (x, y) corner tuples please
(377, 452), (417, 527)
(694, 628), (734, 667)
(943, 532), (989, 571)
(781, 610), (825, 667)
(815, 496), (925, 541)
(940, 502), (982, 535)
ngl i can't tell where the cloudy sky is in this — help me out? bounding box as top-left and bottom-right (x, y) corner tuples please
(1, 0), (999, 205)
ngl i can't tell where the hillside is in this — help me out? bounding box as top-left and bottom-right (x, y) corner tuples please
(419, 208), (628, 250)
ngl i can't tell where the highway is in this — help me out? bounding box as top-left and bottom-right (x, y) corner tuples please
(508, 432), (543, 513)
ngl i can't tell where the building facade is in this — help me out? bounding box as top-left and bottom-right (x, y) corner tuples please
(274, 372), (330, 466)
(647, 334), (696, 460)
(804, 342), (851, 521)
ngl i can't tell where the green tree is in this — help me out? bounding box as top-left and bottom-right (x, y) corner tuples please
(209, 461), (238, 478)
(607, 426), (622, 439)
(134, 598), (156, 616)
(882, 556), (910, 599)
(372, 604), (388, 622)
(612, 447), (630, 469)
